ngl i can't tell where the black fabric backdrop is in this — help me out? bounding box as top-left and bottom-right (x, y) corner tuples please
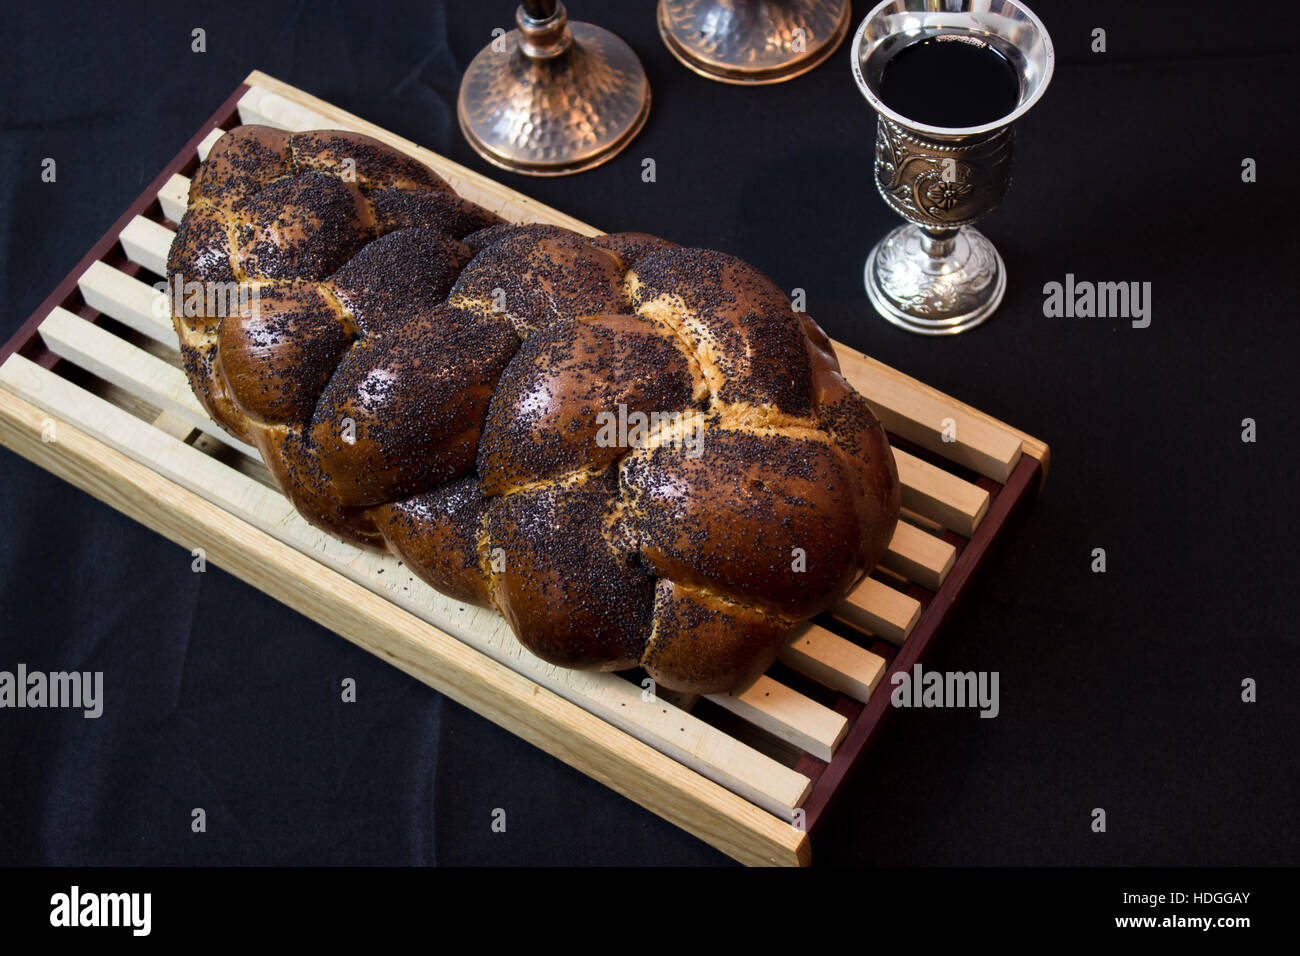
(0, 0), (1296, 866)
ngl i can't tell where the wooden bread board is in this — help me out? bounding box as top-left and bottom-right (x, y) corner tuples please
(0, 71), (1048, 866)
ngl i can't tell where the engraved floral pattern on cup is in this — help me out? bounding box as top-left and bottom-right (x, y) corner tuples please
(923, 177), (975, 213)
(873, 119), (1014, 228)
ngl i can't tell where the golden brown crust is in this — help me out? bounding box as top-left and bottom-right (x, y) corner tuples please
(217, 280), (351, 426)
(642, 580), (792, 695)
(367, 187), (502, 238)
(449, 225), (629, 337)
(629, 247), (816, 417)
(372, 478), (494, 607)
(484, 470), (653, 671)
(189, 125), (295, 215)
(324, 227), (472, 338)
(589, 231), (680, 271)
(231, 171), (374, 280)
(252, 425), (384, 548)
(169, 125), (901, 694)
(620, 427), (869, 619)
(476, 313), (700, 496)
(287, 130), (454, 195)
(308, 308), (517, 507)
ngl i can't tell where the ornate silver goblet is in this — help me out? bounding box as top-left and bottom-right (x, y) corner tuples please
(851, 0), (1054, 335)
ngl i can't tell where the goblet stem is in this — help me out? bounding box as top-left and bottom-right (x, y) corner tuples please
(920, 227), (959, 262)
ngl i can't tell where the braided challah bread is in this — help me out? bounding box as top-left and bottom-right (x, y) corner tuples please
(168, 124), (900, 694)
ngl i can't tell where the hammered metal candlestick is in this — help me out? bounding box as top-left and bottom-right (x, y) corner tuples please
(458, 1), (651, 176)
(851, 0), (1054, 335)
(658, 0), (850, 84)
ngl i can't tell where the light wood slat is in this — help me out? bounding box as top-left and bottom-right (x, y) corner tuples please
(0, 378), (806, 865)
(151, 411), (197, 442)
(196, 128), (225, 162)
(834, 348), (1028, 483)
(894, 447), (989, 536)
(656, 688), (699, 712)
(159, 173), (189, 223)
(119, 216), (172, 277)
(834, 576), (922, 645)
(883, 520), (956, 591)
(899, 506), (945, 535)
(38, 307), (258, 459)
(0, 354), (811, 820)
(77, 260), (177, 348)
(779, 625), (887, 704)
(707, 676), (848, 762)
(116, 216), (175, 286)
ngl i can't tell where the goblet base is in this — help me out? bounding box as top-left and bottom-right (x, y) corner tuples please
(865, 224), (1006, 336)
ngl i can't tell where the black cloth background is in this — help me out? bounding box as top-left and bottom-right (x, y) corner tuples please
(0, 0), (1296, 866)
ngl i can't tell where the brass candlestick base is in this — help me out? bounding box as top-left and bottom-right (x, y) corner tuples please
(458, 2), (651, 176)
(657, 0), (850, 85)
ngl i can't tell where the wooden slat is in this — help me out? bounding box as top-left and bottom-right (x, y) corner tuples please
(0, 376), (808, 866)
(38, 307), (257, 458)
(0, 353), (811, 821)
(77, 260), (177, 348)
(656, 688), (699, 712)
(118, 216), (172, 277)
(883, 519), (956, 591)
(116, 216), (175, 288)
(894, 447), (989, 536)
(834, 346), (1036, 483)
(707, 677), (848, 762)
(196, 128), (225, 162)
(779, 625), (887, 703)
(151, 410), (197, 442)
(834, 576), (922, 645)
(159, 174), (189, 223)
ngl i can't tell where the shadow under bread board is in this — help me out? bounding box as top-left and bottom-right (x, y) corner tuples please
(0, 71), (1048, 866)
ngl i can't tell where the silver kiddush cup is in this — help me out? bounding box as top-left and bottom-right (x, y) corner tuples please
(851, 1), (1054, 335)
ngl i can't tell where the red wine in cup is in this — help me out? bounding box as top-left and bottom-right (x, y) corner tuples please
(878, 36), (1021, 128)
